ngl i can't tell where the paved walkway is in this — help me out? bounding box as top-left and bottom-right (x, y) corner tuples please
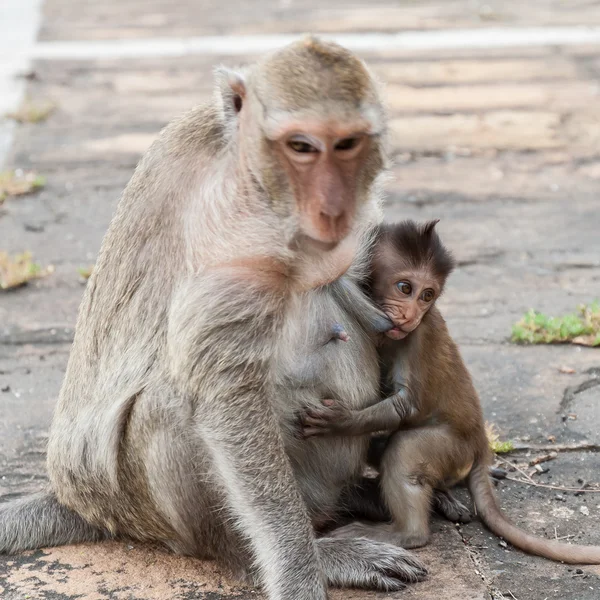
(1, 1), (599, 599)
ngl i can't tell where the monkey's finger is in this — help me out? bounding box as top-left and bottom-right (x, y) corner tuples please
(305, 409), (333, 420)
(303, 415), (332, 427)
(367, 574), (406, 592)
(382, 552), (429, 582)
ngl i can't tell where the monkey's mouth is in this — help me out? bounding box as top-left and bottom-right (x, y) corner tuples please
(295, 232), (339, 252)
(308, 237), (338, 252)
(386, 326), (409, 340)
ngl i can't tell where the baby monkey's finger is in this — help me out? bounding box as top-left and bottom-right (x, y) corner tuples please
(303, 427), (330, 437)
(303, 415), (331, 427)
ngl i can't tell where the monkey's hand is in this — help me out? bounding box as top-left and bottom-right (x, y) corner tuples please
(301, 399), (360, 437)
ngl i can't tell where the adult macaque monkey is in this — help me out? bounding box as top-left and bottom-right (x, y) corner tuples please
(0, 38), (428, 598)
(304, 220), (600, 564)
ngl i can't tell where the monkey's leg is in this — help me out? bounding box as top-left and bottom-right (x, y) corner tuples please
(432, 489), (472, 523)
(378, 426), (466, 548)
(336, 477), (391, 524)
(317, 536), (427, 591)
(169, 273), (328, 600)
(332, 427), (465, 549)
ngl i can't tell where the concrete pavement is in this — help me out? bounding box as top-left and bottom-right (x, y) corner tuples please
(1, 1), (600, 598)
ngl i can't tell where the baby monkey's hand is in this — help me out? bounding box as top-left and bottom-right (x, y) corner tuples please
(301, 399), (358, 437)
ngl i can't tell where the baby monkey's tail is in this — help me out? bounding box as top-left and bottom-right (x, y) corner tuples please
(468, 460), (600, 564)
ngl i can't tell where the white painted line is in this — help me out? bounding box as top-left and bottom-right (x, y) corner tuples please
(13, 27), (600, 60)
(0, 0), (44, 166)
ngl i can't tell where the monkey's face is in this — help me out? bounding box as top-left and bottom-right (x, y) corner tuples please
(373, 269), (441, 340)
(227, 37), (388, 250)
(245, 110), (384, 249)
(270, 122), (381, 248)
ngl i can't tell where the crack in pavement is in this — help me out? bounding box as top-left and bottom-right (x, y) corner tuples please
(455, 525), (495, 599)
(560, 367), (600, 413)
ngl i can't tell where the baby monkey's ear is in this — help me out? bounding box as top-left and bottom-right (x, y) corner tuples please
(422, 219), (440, 237)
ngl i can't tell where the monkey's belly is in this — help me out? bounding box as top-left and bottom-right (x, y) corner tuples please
(275, 289), (380, 522)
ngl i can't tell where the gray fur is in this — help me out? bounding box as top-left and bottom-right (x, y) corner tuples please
(0, 492), (107, 554)
(0, 38), (427, 598)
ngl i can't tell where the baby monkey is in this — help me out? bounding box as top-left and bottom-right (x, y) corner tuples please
(303, 220), (600, 564)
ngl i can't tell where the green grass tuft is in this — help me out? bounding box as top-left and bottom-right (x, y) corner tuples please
(485, 422), (515, 454)
(0, 170), (45, 203)
(6, 99), (56, 124)
(511, 301), (600, 347)
(0, 251), (52, 290)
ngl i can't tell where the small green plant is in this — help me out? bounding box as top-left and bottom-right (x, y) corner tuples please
(6, 99), (55, 124)
(0, 251), (53, 290)
(485, 422), (515, 454)
(511, 302), (600, 347)
(0, 170), (45, 203)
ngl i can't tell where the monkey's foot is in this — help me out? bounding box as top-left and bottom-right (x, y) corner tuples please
(318, 536), (427, 591)
(433, 489), (472, 523)
(328, 521), (429, 549)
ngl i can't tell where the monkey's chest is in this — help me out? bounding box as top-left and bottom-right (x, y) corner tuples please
(274, 290), (379, 415)
(379, 340), (411, 396)
(273, 290), (380, 519)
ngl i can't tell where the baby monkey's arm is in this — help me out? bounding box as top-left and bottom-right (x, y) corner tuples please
(302, 384), (415, 437)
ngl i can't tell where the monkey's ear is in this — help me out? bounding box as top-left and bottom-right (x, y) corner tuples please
(214, 67), (247, 118)
(423, 219), (440, 236)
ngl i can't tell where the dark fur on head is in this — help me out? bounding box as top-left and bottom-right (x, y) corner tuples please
(373, 219), (456, 282)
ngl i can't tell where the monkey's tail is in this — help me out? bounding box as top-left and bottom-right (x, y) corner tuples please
(468, 459), (600, 564)
(0, 491), (107, 554)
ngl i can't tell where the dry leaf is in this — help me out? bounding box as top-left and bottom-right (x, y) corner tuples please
(572, 335), (599, 347)
(529, 452), (558, 466)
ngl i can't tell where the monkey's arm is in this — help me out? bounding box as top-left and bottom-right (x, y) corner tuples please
(302, 388), (415, 437)
(168, 269), (326, 600)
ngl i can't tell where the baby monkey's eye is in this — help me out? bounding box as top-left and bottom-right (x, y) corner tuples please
(397, 281), (412, 295)
(288, 139), (318, 153)
(421, 289), (435, 302)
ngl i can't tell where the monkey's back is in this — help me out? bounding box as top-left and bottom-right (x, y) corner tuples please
(414, 307), (487, 449)
(45, 102), (232, 541)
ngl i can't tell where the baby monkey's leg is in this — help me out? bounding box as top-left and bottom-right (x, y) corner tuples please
(379, 426), (469, 548)
(432, 489), (472, 524)
(330, 426), (469, 549)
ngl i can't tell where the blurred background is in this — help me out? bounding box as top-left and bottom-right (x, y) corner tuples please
(0, 2), (599, 599)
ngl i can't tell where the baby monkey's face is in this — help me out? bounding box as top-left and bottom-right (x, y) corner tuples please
(372, 265), (442, 340)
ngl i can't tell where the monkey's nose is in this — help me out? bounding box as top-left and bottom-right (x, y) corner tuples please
(319, 212), (348, 241)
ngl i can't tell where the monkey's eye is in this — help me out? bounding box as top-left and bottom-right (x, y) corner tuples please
(397, 281), (412, 295)
(335, 137), (360, 151)
(421, 289), (435, 302)
(288, 140), (318, 154)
